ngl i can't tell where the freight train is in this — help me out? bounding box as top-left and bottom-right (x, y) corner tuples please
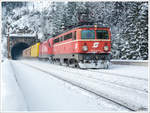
(22, 25), (111, 69)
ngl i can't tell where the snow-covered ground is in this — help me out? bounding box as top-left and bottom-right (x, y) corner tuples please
(1, 59), (148, 111)
(1, 59), (27, 111)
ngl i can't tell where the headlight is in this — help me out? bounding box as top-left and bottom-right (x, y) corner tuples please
(104, 46), (109, 51)
(82, 45), (88, 51)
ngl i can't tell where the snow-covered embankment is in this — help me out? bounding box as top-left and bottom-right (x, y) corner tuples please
(1, 59), (28, 111)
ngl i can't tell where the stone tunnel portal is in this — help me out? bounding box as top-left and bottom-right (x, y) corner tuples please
(11, 42), (29, 60)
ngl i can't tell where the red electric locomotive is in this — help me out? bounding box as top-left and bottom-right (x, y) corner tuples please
(49, 25), (111, 68)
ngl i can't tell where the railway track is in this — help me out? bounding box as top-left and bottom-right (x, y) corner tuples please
(18, 60), (148, 111)
(87, 69), (147, 81)
(30, 61), (147, 93)
(68, 70), (148, 93)
(42, 63), (148, 93)
(40, 59), (148, 81)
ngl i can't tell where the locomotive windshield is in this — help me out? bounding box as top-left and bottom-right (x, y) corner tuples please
(81, 30), (95, 39)
(96, 30), (109, 39)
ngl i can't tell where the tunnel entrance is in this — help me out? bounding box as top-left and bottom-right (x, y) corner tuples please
(11, 42), (29, 60)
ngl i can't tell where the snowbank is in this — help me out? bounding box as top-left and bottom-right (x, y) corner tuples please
(1, 60), (28, 111)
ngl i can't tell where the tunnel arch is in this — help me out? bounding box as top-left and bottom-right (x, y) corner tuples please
(11, 42), (29, 60)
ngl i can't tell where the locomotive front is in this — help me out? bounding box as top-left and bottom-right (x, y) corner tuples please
(77, 25), (111, 68)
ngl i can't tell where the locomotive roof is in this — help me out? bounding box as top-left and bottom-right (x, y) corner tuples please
(75, 25), (110, 29)
(51, 25), (110, 39)
(66, 25), (110, 32)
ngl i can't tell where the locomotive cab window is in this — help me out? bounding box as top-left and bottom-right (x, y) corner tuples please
(53, 38), (59, 44)
(81, 30), (95, 39)
(64, 33), (72, 41)
(96, 30), (109, 39)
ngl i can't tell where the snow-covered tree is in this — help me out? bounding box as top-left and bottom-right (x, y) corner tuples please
(122, 2), (148, 60)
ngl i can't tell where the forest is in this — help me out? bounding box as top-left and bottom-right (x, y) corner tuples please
(1, 1), (148, 60)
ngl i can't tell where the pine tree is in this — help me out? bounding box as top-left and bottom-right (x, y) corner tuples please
(123, 2), (148, 60)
